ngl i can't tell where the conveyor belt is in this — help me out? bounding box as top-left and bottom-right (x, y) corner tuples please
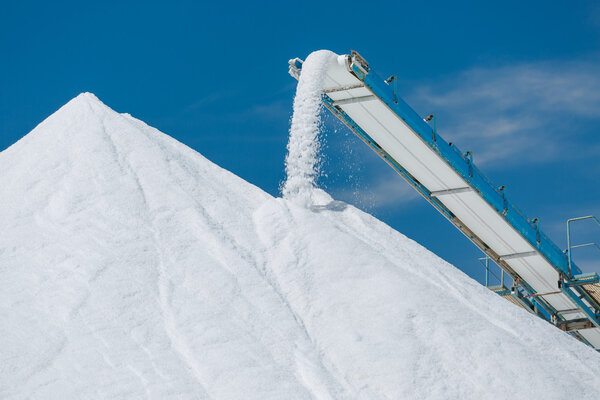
(289, 51), (600, 350)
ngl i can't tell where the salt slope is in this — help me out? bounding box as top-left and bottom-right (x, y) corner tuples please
(1, 94), (599, 399)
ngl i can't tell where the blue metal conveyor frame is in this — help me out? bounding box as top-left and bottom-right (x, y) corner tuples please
(288, 51), (600, 350)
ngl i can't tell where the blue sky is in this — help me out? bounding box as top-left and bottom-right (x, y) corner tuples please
(1, 0), (599, 282)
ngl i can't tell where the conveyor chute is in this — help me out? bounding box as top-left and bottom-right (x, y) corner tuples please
(288, 51), (600, 350)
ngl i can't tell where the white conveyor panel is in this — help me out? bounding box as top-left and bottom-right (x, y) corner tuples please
(315, 55), (600, 349)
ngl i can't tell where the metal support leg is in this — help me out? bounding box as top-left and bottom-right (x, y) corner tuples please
(485, 257), (489, 287)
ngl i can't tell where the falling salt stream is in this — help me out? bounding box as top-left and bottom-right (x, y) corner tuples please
(282, 50), (335, 206)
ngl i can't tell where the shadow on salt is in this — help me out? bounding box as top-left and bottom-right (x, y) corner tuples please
(310, 200), (348, 213)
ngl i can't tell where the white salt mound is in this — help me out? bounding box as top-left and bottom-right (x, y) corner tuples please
(1, 93), (599, 399)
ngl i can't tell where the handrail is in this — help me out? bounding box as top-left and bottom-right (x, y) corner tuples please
(571, 242), (600, 250)
(478, 257), (505, 288)
(567, 215), (600, 277)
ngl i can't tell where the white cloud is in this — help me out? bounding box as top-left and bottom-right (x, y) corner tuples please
(330, 170), (420, 210)
(407, 57), (600, 166)
(183, 89), (238, 112)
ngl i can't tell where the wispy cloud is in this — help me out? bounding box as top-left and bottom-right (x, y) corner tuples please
(356, 176), (420, 208)
(590, 3), (600, 27)
(329, 169), (420, 210)
(244, 100), (291, 121)
(183, 89), (239, 112)
(182, 82), (296, 122)
(408, 57), (600, 165)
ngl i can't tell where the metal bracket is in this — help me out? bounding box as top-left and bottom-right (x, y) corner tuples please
(556, 308), (582, 316)
(564, 273), (600, 287)
(556, 318), (595, 332)
(323, 84), (365, 94)
(523, 290), (562, 298)
(424, 114), (437, 143)
(464, 151), (473, 178)
(430, 187), (472, 197)
(385, 76), (399, 104)
(333, 95), (377, 106)
(350, 50), (369, 75)
(498, 251), (538, 261)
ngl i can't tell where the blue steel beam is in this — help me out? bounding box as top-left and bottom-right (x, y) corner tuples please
(350, 61), (582, 278)
(565, 273), (600, 287)
(560, 285), (600, 328)
(291, 51), (600, 339)
(352, 60), (600, 327)
(320, 93), (562, 322)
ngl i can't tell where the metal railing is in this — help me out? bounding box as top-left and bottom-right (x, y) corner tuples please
(567, 215), (600, 277)
(479, 256), (506, 288)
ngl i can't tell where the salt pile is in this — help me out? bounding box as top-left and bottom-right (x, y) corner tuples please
(1, 93), (599, 399)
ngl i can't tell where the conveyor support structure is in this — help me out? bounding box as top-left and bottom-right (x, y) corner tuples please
(288, 51), (600, 350)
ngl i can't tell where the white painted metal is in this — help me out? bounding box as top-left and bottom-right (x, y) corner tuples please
(499, 251), (539, 261)
(320, 56), (600, 349)
(430, 187), (473, 197)
(333, 95), (377, 106)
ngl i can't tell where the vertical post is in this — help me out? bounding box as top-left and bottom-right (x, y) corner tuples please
(567, 219), (573, 278)
(501, 269), (505, 288)
(464, 151), (473, 178)
(499, 186), (507, 216)
(385, 76), (399, 104)
(425, 114), (437, 142)
(485, 257), (489, 287)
